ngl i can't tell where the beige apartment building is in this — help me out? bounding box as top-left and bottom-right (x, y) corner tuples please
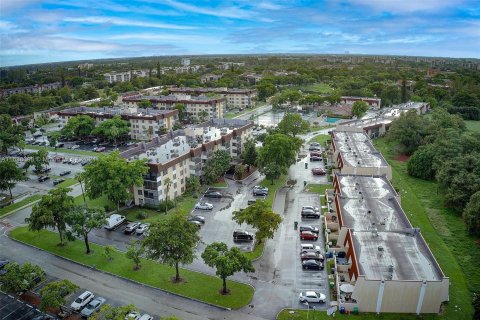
(168, 87), (256, 110)
(331, 130), (392, 180)
(56, 106), (177, 141)
(323, 174), (449, 314)
(121, 118), (253, 206)
(104, 72), (131, 83)
(123, 95), (225, 121)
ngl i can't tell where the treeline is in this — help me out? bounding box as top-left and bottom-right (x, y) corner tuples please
(387, 108), (480, 234)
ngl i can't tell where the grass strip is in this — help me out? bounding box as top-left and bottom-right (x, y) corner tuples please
(26, 145), (99, 157)
(10, 226), (254, 309)
(0, 194), (42, 218)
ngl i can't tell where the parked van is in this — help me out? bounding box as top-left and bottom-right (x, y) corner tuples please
(104, 214), (126, 230)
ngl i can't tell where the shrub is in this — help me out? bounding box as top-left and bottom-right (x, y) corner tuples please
(136, 211), (148, 220)
(158, 199), (174, 212)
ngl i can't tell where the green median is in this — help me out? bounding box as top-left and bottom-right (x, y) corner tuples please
(0, 194), (42, 218)
(10, 226), (254, 309)
(26, 144), (99, 157)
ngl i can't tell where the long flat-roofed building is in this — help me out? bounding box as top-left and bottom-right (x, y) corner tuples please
(56, 106), (177, 141)
(331, 130), (392, 179)
(325, 173), (449, 314)
(121, 118), (253, 206)
(168, 87), (256, 110)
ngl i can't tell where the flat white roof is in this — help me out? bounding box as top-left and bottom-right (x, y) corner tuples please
(333, 131), (389, 168)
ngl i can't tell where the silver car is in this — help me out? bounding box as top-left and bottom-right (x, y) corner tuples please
(80, 297), (106, 318)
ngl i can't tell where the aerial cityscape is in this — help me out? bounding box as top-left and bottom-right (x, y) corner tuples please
(0, 1), (479, 320)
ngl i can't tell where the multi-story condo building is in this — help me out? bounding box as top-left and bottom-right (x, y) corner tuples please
(323, 173), (449, 314)
(0, 82), (62, 97)
(104, 72), (131, 83)
(168, 87), (256, 110)
(341, 96), (382, 109)
(56, 106), (177, 141)
(123, 95), (225, 121)
(120, 118), (253, 206)
(200, 74), (223, 83)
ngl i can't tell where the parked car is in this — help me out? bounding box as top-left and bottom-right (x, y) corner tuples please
(125, 311), (141, 320)
(195, 202), (213, 210)
(104, 214), (126, 230)
(299, 225), (320, 234)
(124, 222), (141, 234)
(299, 291), (326, 303)
(189, 220), (202, 228)
(302, 206), (319, 212)
(96, 147), (106, 152)
(310, 152), (322, 157)
(81, 159), (90, 166)
(0, 260), (10, 276)
(70, 158), (79, 165)
(300, 231), (319, 241)
(59, 170), (71, 176)
(136, 223), (150, 235)
(310, 156), (322, 161)
(70, 291), (95, 312)
(312, 168), (327, 175)
(38, 176), (50, 182)
(300, 244), (322, 254)
(233, 230), (254, 242)
(188, 215), (205, 224)
(53, 178), (65, 186)
(204, 191), (222, 198)
(55, 142), (65, 148)
(71, 145), (80, 150)
(253, 185), (268, 192)
(253, 187), (268, 196)
(301, 210), (320, 219)
(301, 252), (324, 262)
(80, 297), (106, 318)
(247, 199), (257, 205)
(138, 315), (153, 320)
(308, 146), (321, 151)
(302, 259), (323, 270)
(63, 158), (71, 164)
(310, 142), (320, 147)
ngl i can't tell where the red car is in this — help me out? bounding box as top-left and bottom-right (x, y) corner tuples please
(300, 231), (318, 241)
(311, 168), (326, 175)
(301, 252), (324, 261)
(310, 152), (322, 157)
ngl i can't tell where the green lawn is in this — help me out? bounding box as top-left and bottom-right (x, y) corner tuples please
(26, 144), (99, 156)
(465, 120), (480, 133)
(277, 309), (447, 320)
(374, 138), (475, 319)
(0, 194), (42, 218)
(123, 195), (198, 223)
(259, 174), (288, 208)
(74, 194), (114, 211)
(291, 83), (334, 94)
(309, 134), (331, 147)
(305, 184), (330, 206)
(10, 226), (254, 309)
(56, 178), (78, 189)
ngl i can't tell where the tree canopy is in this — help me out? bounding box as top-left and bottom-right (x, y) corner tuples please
(257, 133), (299, 182)
(66, 206), (106, 254)
(39, 279), (79, 311)
(463, 191), (480, 236)
(0, 262), (45, 294)
(0, 158), (27, 198)
(277, 113), (310, 137)
(351, 100), (369, 118)
(61, 115), (95, 138)
(92, 115), (130, 145)
(202, 149), (231, 185)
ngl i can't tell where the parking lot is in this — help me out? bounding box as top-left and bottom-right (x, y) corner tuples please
(0, 292), (46, 320)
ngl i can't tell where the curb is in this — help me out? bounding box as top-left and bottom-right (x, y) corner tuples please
(7, 233), (248, 311)
(0, 199), (41, 219)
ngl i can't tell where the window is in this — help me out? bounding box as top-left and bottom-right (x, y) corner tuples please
(137, 190), (142, 195)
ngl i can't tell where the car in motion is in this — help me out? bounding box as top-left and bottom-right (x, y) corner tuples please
(70, 291), (94, 312)
(312, 168), (327, 175)
(302, 259), (323, 270)
(204, 191), (222, 198)
(299, 291), (326, 303)
(300, 231), (319, 241)
(80, 297), (106, 318)
(124, 222), (141, 234)
(195, 202), (213, 210)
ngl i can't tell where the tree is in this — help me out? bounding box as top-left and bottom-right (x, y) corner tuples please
(0, 114), (23, 154)
(400, 78), (408, 103)
(24, 148), (49, 174)
(234, 164), (245, 180)
(92, 115), (130, 146)
(103, 245), (115, 261)
(278, 113), (310, 137)
(26, 187), (74, 245)
(142, 213), (200, 282)
(66, 206), (106, 254)
(407, 146), (436, 180)
(263, 162), (283, 185)
(126, 242), (145, 270)
(185, 176), (201, 195)
(61, 115), (95, 139)
(0, 158), (27, 198)
(92, 304), (137, 320)
(138, 100), (153, 108)
(351, 101), (369, 118)
(474, 293), (480, 320)
(82, 151), (148, 211)
(0, 262), (45, 294)
(201, 242), (254, 294)
(39, 279), (79, 312)
(257, 134), (298, 181)
(241, 139), (257, 171)
(232, 200), (282, 244)
(198, 110), (208, 122)
(202, 150), (231, 185)
(49, 131), (61, 148)
(386, 110), (428, 155)
(256, 80), (276, 101)
(173, 103), (186, 121)
(464, 191), (480, 235)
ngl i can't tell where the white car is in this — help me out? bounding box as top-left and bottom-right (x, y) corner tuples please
(302, 206), (319, 212)
(70, 291), (95, 312)
(138, 315), (153, 320)
(299, 291), (326, 303)
(195, 202), (213, 210)
(71, 145), (80, 150)
(253, 185), (268, 192)
(125, 311), (141, 320)
(80, 297), (106, 318)
(136, 223), (150, 235)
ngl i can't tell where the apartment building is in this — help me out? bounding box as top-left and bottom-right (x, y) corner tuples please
(341, 96), (382, 109)
(323, 173), (449, 314)
(201, 74), (223, 83)
(121, 118), (253, 206)
(123, 95), (225, 121)
(56, 106), (177, 141)
(331, 130), (392, 179)
(0, 82), (62, 97)
(104, 72), (131, 83)
(168, 87), (256, 110)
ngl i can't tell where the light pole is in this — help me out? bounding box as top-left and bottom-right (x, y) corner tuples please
(302, 301), (310, 320)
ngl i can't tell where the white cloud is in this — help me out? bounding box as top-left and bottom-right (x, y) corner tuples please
(155, 0), (253, 19)
(109, 32), (222, 44)
(64, 16), (196, 30)
(347, 0), (464, 13)
(0, 20), (27, 33)
(1, 0), (41, 13)
(1, 35), (121, 52)
(256, 2), (285, 10)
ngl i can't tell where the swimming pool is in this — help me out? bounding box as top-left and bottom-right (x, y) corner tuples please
(325, 117), (341, 123)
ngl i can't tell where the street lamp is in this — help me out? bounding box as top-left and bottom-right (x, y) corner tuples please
(302, 301), (310, 320)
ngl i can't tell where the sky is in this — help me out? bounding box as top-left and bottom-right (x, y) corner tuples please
(1, 0), (480, 66)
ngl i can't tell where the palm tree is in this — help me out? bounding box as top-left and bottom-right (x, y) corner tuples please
(76, 172), (87, 208)
(164, 177), (172, 215)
